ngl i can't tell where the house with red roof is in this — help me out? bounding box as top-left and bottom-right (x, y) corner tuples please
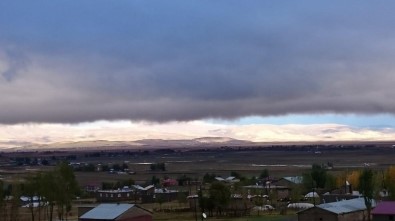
(162, 178), (177, 187)
(372, 201), (395, 221)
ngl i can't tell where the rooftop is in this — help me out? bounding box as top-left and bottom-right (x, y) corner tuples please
(317, 198), (375, 215)
(80, 203), (134, 220)
(282, 176), (303, 184)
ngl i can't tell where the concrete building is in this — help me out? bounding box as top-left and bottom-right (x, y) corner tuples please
(79, 203), (152, 221)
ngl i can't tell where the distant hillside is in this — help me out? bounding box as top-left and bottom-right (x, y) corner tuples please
(4, 138), (394, 152)
(3, 137), (254, 151)
(137, 137), (254, 147)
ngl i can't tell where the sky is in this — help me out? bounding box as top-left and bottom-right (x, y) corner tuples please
(1, 1), (395, 148)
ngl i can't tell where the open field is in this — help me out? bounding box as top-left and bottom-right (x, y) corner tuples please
(70, 147), (395, 186)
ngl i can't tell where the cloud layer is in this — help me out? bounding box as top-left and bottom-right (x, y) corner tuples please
(1, 1), (395, 123)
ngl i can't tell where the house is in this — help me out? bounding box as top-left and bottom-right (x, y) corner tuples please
(298, 197), (376, 221)
(96, 187), (135, 202)
(243, 184), (290, 200)
(131, 185), (155, 195)
(372, 201), (395, 221)
(161, 178), (178, 187)
(152, 188), (188, 203)
(79, 203), (152, 221)
(215, 176), (240, 183)
(20, 196), (47, 208)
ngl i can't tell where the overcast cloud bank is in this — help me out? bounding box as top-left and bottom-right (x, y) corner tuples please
(1, 1), (395, 124)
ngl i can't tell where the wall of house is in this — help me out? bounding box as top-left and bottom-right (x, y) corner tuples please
(298, 207), (338, 221)
(117, 215), (152, 221)
(337, 210), (367, 221)
(96, 191), (138, 202)
(276, 188), (290, 200)
(373, 214), (395, 221)
(299, 208), (369, 221)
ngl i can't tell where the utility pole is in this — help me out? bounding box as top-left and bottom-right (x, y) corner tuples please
(194, 183), (198, 221)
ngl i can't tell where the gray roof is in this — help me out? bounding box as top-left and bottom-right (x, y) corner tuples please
(317, 198), (376, 215)
(80, 203), (134, 220)
(283, 176), (303, 184)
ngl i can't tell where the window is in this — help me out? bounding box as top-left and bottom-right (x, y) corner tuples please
(100, 193), (102, 197)
(127, 193), (130, 197)
(118, 194), (121, 198)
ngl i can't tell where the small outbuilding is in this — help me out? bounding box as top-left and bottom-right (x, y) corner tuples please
(298, 197), (375, 221)
(79, 203), (152, 221)
(372, 201), (395, 221)
(304, 192), (320, 198)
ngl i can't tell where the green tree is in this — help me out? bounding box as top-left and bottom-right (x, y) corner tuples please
(209, 182), (231, 216)
(0, 180), (5, 221)
(151, 176), (160, 186)
(35, 162), (80, 221)
(22, 175), (39, 221)
(385, 166), (395, 200)
(359, 168), (374, 221)
(259, 169), (269, 179)
(9, 182), (21, 221)
(230, 171), (242, 179)
(55, 162), (80, 221)
(289, 185), (303, 203)
(41, 171), (58, 221)
(325, 173), (337, 190)
(303, 164), (328, 191)
(203, 173), (217, 183)
(311, 164), (327, 188)
(302, 172), (314, 192)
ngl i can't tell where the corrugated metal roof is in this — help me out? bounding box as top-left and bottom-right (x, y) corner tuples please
(80, 203), (134, 220)
(317, 198), (376, 214)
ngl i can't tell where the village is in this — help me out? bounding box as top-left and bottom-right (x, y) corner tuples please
(0, 145), (395, 221)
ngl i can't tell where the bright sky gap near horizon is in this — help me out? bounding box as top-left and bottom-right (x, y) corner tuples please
(1, 1), (395, 148)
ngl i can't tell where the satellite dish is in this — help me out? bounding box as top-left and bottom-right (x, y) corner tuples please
(202, 212), (207, 219)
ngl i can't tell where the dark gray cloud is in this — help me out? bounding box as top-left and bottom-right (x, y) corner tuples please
(1, 1), (395, 123)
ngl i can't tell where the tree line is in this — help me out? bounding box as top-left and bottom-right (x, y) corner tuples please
(0, 162), (80, 221)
